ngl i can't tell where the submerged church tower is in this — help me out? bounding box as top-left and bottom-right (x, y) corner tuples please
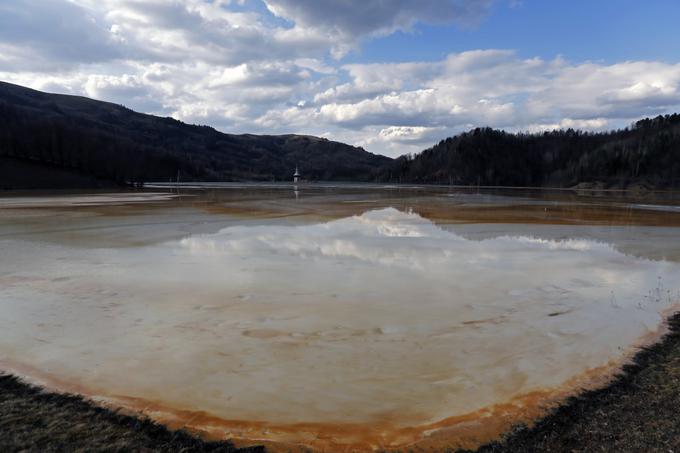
(293, 165), (300, 183)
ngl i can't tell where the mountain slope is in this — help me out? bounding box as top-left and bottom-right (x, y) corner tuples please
(378, 116), (680, 189)
(0, 81), (391, 188)
(3, 81), (680, 190)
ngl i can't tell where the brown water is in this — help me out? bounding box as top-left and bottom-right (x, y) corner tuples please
(1, 184), (680, 451)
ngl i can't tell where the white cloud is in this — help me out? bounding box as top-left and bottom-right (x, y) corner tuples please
(265, 52), (680, 155)
(263, 0), (495, 57)
(1, 1), (680, 158)
(519, 118), (610, 134)
(379, 126), (447, 142)
(0, 0), (120, 70)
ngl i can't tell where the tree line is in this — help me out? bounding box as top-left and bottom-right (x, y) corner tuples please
(0, 81), (389, 188)
(2, 81), (679, 189)
(377, 114), (680, 188)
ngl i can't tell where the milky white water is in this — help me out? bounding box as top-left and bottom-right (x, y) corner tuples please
(1, 187), (680, 451)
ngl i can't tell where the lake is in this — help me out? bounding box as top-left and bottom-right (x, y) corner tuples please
(1, 184), (680, 451)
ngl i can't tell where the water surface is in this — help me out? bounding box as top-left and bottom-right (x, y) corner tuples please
(1, 185), (680, 451)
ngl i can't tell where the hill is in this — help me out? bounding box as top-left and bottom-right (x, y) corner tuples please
(2, 81), (680, 190)
(0, 81), (391, 189)
(378, 116), (680, 189)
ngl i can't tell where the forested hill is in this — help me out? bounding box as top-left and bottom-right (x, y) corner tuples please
(0, 81), (391, 189)
(378, 115), (680, 189)
(3, 81), (680, 190)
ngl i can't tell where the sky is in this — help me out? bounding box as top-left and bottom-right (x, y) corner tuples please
(1, 1), (680, 157)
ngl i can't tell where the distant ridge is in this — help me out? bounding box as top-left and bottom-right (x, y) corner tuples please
(0, 81), (391, 189)
(1, 81), (679, 190)
(377, 116), (680, 189)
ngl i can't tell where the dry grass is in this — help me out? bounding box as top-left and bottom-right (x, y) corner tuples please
(0, 374), (264, 453)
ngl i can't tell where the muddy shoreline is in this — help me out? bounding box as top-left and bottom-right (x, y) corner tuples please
(466, 311), (680, 452)
(0, 312), (679, 452)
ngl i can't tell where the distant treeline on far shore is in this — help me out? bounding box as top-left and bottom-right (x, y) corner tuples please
(1, 80), (679, 190)
(378, 114), (680, 189)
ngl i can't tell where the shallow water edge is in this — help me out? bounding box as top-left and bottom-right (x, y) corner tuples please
(2, 307), (678, 452)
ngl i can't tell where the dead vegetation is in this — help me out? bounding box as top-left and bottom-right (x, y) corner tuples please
(0, 374), (264, 453)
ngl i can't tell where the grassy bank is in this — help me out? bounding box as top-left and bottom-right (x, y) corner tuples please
(2, 314), (680, 452)
(0, 374), (264, 453)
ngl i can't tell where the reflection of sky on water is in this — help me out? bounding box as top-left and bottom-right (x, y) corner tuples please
(1, 207), (679, 436)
